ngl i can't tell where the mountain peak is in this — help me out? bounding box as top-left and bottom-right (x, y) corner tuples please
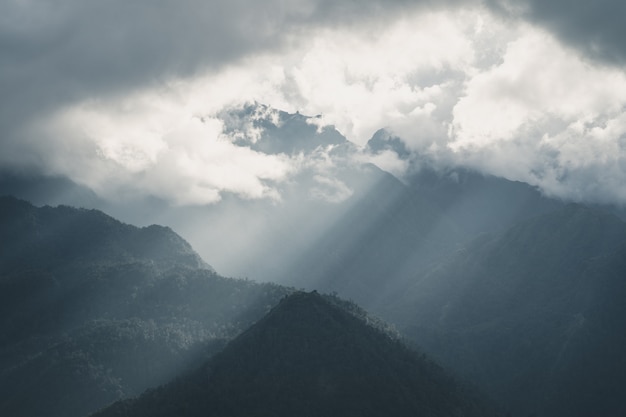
(94, 291), (499, 417)
(366, 128), (410, 159)
(219, 104), (350, 155)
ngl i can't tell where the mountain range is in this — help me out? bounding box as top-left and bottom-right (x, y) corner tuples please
(0, 196), (503, 417)
(2, 105), (626, 416)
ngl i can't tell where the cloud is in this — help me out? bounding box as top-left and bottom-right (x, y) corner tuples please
(0, 0), (458, 123)
(3, 1), (626, 206)
(310, 175), (354, 203)
(451, 27), (626, 146)
(13, 93), (295, 205)
(532, 113), (626, 203)
(449, 26), (626, 203)
(283, 10), (477, 145)
(1, 6), (483, 205)
(358, 150), (410, 180)
(0, 0), (317, 142)
(486, 0), (626, 65)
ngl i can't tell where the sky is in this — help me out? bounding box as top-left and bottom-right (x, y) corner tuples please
(2, 0), (626, 207)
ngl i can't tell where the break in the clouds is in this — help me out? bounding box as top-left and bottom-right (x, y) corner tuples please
(2, 0), (626, 205)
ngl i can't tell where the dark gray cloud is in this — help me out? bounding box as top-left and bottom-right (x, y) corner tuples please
(0, 0), (419, 102)
(1, 0), (284, 131)
(2, 0), (624, 133)
(2, 0), (626, 208)
(0, 0), (482, 186)
(0, 0), (452, 158)
(487, 0), (626, 65)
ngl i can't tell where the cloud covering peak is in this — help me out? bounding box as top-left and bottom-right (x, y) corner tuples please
(2, 0), (626, 205)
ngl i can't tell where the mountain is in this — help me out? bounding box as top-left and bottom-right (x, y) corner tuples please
(391, 204), (626, 416)
(211, 110), (567, 313)
(275, 164), (460, 304)
(367, 128), (563, 238)
(0, 195), (209, 273)
(273, 163), (566, 315)
(0, 196), (292, 417)
(366, 128), (411, 159)
(408, 166), (564, 239)
(92, 291), (501, 417)
(0, 170), (102, 209)
(0, 108), (567, 315)
(220, 103), (351, 156)
(0, 195), (209, 343)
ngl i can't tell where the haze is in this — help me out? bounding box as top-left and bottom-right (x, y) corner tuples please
(2, 0), (626, 276)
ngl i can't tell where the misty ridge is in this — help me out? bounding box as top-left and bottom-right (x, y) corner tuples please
(2, 104), (626, 417)
(4, 0), (626, 415)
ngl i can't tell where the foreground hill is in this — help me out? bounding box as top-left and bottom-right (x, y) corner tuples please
(392, 204), (626, 416)
(93, 291), (501, 417)
(0, 196), (291, 417)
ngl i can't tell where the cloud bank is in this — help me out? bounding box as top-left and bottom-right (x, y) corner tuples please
(3, 1), (626, 205)
(488, 0), (626, 65)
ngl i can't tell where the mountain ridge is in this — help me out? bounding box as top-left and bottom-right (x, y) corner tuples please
(92, 291), (501, 417)
(0, 196), (292, 417)
(0, 195), (211, 272)
(392, 203), (626, 416)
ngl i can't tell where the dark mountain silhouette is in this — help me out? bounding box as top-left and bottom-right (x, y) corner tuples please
(0, 196), (291, 417)
(92, 291), (501, 417)
(393, 204), (626, 417)
(0, 195), (209, 273)
(0, 170), (102, 209)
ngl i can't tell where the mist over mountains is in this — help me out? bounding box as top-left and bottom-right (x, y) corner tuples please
(0, 103), (568, 282)
(2, 105), (626, 416)
(4, 0), (626, 414)
(0, 197), (291, 417)
(0, 196), (500, 417)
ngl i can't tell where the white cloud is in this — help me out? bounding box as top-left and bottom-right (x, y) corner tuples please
(9, 8), (482, 205)
(451, 28), (626, 149)
(10, 5), (626, 205)
(449, 25), (626, 202)
(27, 93), (295, 205)
(358, 150), (410, 179)
(283, 10), (478, 145)
(310, 174), (354, 203)
(533, 113), (626, 202)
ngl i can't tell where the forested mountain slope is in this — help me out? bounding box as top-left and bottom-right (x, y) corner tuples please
(0, 196), (291, 417)
(391, 204), (626, 416)
(92, 291), (502, 417)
